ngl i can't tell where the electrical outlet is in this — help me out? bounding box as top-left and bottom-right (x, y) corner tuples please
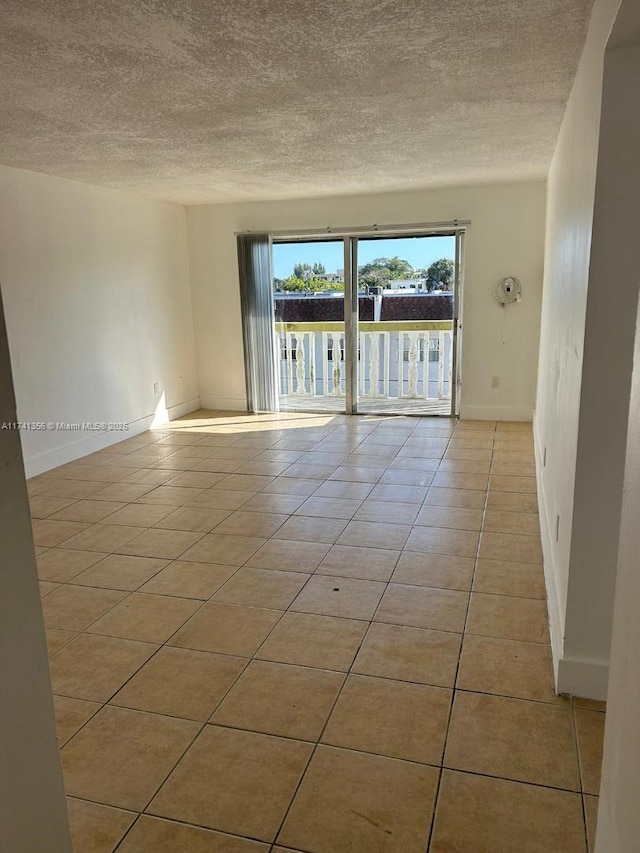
(153, 382), (161, 396)
(491, 376), (500, 389)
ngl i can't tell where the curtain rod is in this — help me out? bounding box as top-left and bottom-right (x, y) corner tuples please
(235, 219), (471, 239)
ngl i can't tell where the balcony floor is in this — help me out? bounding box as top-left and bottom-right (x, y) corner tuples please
(281, 394), (452, 416)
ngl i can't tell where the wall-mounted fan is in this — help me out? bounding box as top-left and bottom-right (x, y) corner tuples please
(493, 276), (522, 306)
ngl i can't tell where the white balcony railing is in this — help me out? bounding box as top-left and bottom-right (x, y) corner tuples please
(275, 321), (453, 405)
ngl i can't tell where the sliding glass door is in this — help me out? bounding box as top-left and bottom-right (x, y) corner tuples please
(269, 227), (464, 417)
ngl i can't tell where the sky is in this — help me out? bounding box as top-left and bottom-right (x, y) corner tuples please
(273, 235), (455, 279)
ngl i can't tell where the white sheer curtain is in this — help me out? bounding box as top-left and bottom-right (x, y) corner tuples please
(236, 233), (279, 412)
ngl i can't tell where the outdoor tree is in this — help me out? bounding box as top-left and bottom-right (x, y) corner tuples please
(292, 261), (326, 279)
(358, 256), (412, 288)
(274, 275), (342, 293)
(425, 257), (454, 291)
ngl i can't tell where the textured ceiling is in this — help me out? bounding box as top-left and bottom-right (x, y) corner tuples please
(0, 0), (594, 204)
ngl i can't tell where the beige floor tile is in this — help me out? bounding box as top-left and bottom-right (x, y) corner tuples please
(235, 460), (291, 476)
(62, 524), (146, 553)
(318, 544), (399, 582)
(575, 708), (605, 795)
(256, 611), (367, 671)
(37, 479), (108, 499)
(139, 560), (237, 599)
(329, 465), (385, 483)
(151, 507), (232, 537)
(585, 794), (599, 851)
(135, 485), (205, 505)
(479, 531), (543, 564)
(67, 797), (136, 853)
(50, 500), (125, 524)
(62, 705), (199, 811)
(354, 499), (419, 524)
(431, 770), (587, 853)
(273, 515), (348, 544)
(36, 547), (107, 582)
(89, 482), (157, 502)
(473, 557), (546, 598)
(323, 674), (451, 764)
(467, 592), (549, 643)
(313, 480), (374, 500)
(262, 477), (319, 496)
(212, 567), (309, 609)
(415, 505), (483, 531)
(389, 456), (443, 472)
(148, 726), (312, 842)
(490, 474), (537, 493)
(457, 634), (563, 704)
(122, 469), (176, 486)
(104, 503), (178, 527)
(214, 510), (288, 537)
(72, 554), (169, 591)
(294, 495), (362, 520)
(87, 592), (200, 643)
(438, 458), (491, 474)
(212, 660), (344, 740)
(337, 519), (411, 549)
(368, 483), (428, 504)
(50, 633), (158, 701)
(54, 695), (101, 746)
(240, 492), (305, 514)
(379, 469), (435, 488)
(353, 622), (461, 687)
(424, 486), (487, 509)
(290, 574), (386, 620)
(375, 583), (468, 632)
(115, 527), (203, 559)
(112, 646), (246, 721)
(444, 447), (493, 462)
(405, 525), (479, 558)
(166, 471), (228, 488)
(483, 509), (540, 536)
(283, 462), (339, 480)
(574, 697), (607, 712)
(432, 471), (489, 490)
(118, 816), (269, 852)
(486, 489), (539, 513)
(29, 495), (78, 518)
(39, 580), (59, 596)
(217, 473), (275, 492)
(169, 601), (282, 656)
(46, 627), (77, 656)
(278, 745), (438, 853)
(247, 538), (331, 572)
(392, 552), (474, 590)
(445, 692), (580, 790)
(32, 518), (90, 547)
(179, 533), (266, 565)
(187, 457), (242, 474)
(189, 488), (254, 509)
(42, 584), (127, 631)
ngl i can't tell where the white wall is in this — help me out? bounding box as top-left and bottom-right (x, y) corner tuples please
(0, 166), (199, 476)
(187, 182), (546, 419)
(534, 0), (623, 699)
(0, 290), (71, 852)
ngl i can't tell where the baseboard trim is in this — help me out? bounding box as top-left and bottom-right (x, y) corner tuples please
(23, 397), (201, 478)
(199, 396), (248, 412)
(557, 655), (610, 701)
(459, 404), (533, 421)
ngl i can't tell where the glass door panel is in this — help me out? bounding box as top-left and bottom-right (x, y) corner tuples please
(272, 239), (346, 413)
(354, 234), (457, 416)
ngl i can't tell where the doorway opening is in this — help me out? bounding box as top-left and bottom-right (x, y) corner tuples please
(271, 227), (464, 416)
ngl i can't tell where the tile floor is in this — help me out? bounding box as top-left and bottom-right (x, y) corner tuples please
(30, 410), (606, 852)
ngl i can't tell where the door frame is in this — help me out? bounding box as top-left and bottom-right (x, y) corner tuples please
(271, 220), (468, 417)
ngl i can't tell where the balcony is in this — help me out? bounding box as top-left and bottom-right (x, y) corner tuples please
(276, 320), (453, 415)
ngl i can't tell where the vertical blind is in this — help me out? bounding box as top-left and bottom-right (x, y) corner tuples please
(236, 233), (279, 413)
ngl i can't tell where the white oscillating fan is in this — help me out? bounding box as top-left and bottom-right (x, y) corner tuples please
(493, 276), (522, 306)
